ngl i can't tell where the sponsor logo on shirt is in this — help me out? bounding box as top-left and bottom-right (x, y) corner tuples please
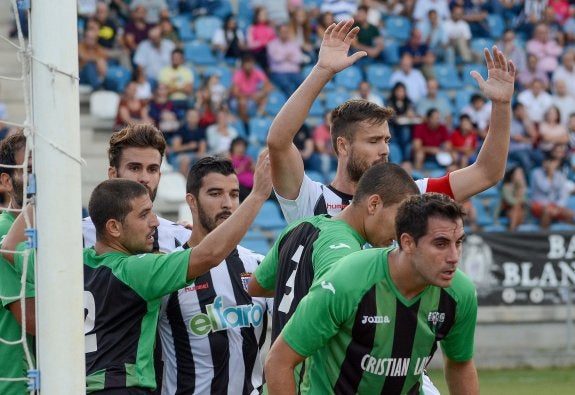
(361, 354), (431, 376)
(361, 315), (390, 324)
(326, 203), (349, 210)
(329, 243), (351, 250)
(240, 272), (252, 292)
(184, 282), (209, 293)
(320, 280), (336, 294)
(427, 311), (445, 333)
(188, 296), (264, 336)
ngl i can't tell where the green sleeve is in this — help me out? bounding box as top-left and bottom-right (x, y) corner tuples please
(118, 249), (192, 301)
(310, 230), (363, 282)
(440, 270), (478, 362)
(0, 257), (25, 307)
(11, 242), (36, 299)
(254, 239), (280, 291)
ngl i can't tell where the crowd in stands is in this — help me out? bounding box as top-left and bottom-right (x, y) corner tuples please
(7, 0), (575, 231)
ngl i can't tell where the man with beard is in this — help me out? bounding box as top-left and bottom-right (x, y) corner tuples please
(267, 19), (516, 223)
(158, 157), (271, 394)
(83, 124), (191, 253)
(0, 131), (35, 394)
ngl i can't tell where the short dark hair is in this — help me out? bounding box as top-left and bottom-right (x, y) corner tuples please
(88, 178), (149, 240)
(353, 162), (419, 206)
(172, 48), (184, 57)
(330, 100), (394, 155)
(0, 131), (27, 178)
(108, 124), (166, 169)
(395, 193), (465, 248)
(186, 156), (236, 196)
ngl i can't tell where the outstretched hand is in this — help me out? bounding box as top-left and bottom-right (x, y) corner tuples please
(251, 149), (273, 200)
(470, 46), (516, 104)
(316, 19), (367, 75)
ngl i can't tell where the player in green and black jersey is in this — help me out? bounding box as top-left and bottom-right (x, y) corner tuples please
(265, 193), (479, 395)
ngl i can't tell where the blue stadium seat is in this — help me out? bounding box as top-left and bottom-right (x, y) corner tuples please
(203, 65), (232, 88)
(253, 201), (288, 230)
(382, 39), (401, 65)
(470, 37), (495, 55)
(477, 185), (501, 199)
(486, 14), (505, 39)
(309, 98), (325, 117)
(461, 63), (488, 89)
(516, 223), (541, 232)
(454, 89), (476, 114)
(183, 41), (217, 65)
(471, 196), (495, 227)
(334, 65), (363, 90)
(194, 15), (223, 42)
(365, 64), (393, 90)
(245, 143), (261, 161)
(433, 63), (463, 90)
(171, 14), (194, 42)
(248, 116), (273, 145)
(384, 16), (412, 42)
(240, 237), (271, 255)
(306, 170), (325, 183)
(549, 223), (575, 232)
(212, 0), (233, 19)
(325, 90), (351, 110)
(482, 224), (507, 232)
(389, 142), (402, 164)
(106, 65), (132, 92)
(265, 90), (287, 116)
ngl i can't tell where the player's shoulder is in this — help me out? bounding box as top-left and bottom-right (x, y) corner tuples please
(445, 269), (477, 302)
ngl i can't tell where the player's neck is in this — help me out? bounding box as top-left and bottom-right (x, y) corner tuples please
(94, 239), (131, 255)
(388, 249), (427, 300)
(329, 169), (357, 196)
(336, 206), (366, 240)
(187, 226), (208, 248)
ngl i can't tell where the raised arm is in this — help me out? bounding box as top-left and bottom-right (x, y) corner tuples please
(444, 357), (479, 395)
(186, 151), (272, 279)
(449, 46), (516, 202)
(267, 19), (366, 200)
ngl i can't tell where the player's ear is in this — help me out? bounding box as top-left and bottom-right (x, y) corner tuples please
(366, 194), (381, 215)
(185, 193), (197, 212)
(0, 172), (13, 191)
(108, 166), (118, 179)
(399, 233), (415, 253)
(336, 136), (350, 156)
(106, 218), (122, 238)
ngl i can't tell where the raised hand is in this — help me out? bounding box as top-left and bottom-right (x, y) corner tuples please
(470, 46), (516, 104)
(316, 19), (367, 75)
(251, 149), (273, 200)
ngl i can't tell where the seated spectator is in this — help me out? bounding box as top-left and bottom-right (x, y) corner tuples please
(552, 50), (575, 99)
(500, 166), (529, 231)
(229, 136), (255, 201)
(267, 23), (305, 97)
(170, 108), (208, 175)
(509, 102), (541, 173)
(78, 29), (111, 91)
(310, 111), (337, 179)
(390, 53), (428, 103)
(159, 16), (180, 47)
(538, 106), (569, 153)
(563, 10), (575, 46)
(517, 78), (553, 124)
(148, 84), (179, 135)
(460, 93), (491, 139)
(133, 25), (175, 84)
(399, 28), (429, 68)
(530, 152), (575, 229)
(415, 77), (453, 127)
(121, 5), (152, 58)
(526, 23), (563, 77)
(290, 7), (315, 64)
(443, 5), (473, 64)
(314, 11), (335, 51)
(351, 5), (384, 62)
(417, 10), (449, 64)
(94, 1), (119, 50)
(446, 114), (479, 168)
(387, 82), (419, 160)
(514, 0), (546, 37)
(212, 15), (246, 63)
(497, 29), (527, 75)
(230, 54), (273, 126)
(412, 0), (450, 22)
(517, 53), (550, 91)
(412, 108), (450, 170)
(352, 81), (384, 107)
(132, 66), (153, 101)
(129, 0), (168, 25)
(195, 73), (229, 117)
(246, 7), (276, 72)
(552, 79), (575, 125)
(457, 0), (491, 38)
(114, 81), (153, 130)
(206, 107), (239, 156)
(158, 48), (194, 113)
(320, 0), (359, 22)
(294, 123), (315, 170)
(541, 4), (565, 45)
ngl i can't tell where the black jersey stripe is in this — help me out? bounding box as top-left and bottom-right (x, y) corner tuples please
(334, 286), (378, 394)
(152, 227), (160, 252)
(272, 222), (321, 341)
(313, 192), (328, 215)
(380, 300), (420, 394)
(436, 289), (457, 341)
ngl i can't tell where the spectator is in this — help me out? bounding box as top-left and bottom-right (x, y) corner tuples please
(447, 113), (479, 168)
(551, 79), (575, 125)
(320, 0), (358, 22)
(538, 106), (569, 153)
(517, 78), (553, 124)
(526, 23), (563, 76)
(415, 77), (453, 127)
(158, 48), (194, 112)
(294, 123), (315, 170)
(252, 0), (290, 25)
(212, 14), (246, 63)
(314, 11), (335, 51)
(148, 83), (179, 134)
(530, 152), (575, 229)
(310, 111), (337, 179)
(552, 50), (575, 99)
(206, 107), (239, 156)
(497, 29), (527, 75)
(443, 4), (473, 64)
(508, 102), (541, 173)
(399, 28), (429, 68)
(514, 0), (546, 36)
(389, 53), (428, 103)
(351, 5), (384, 62)
(133, 25), (175, 83)
(562, 10), (575, 46)
(267, 24), (305, 97)
(246, 7), (277, 72)
(387, 82), (419, 160)
(159, 16), (180, 47)
(129, 0), (168, 25)
(132, 66), (153, 101)
(417, 9), (450, 64)
(121, 5), (152, 58)
(78, 29), (111, 91)
(460, 93), (491, 139)
(500, 166), (529, 230)
(229, 136), (255, 201)
(195, 73), (229, 117)
(457, 0), (492, 38)
(114, 81), (153, 130)
(412, 108), (450, 170)
(541, 4), (565, 44)
(517, 53), (550, 91)
(412, 0), (450, 22)
(170, 108), (208, 175)
(230, 54), (273, 125)
(290, 7), (315, 64)
(568, 112), (575, 152)
(352, 80), (384, 107)
(94, 1), (119, 50)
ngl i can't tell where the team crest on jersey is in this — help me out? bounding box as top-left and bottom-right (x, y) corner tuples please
(427, 311), (446, 333)
(240, 272), (252, 291)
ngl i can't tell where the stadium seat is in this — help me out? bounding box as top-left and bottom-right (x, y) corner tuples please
(384, 16), (411, 42)
(461, 63), (488, 89)
(248, 116), (273, 145)
(309, 98), (325, 118)
(325, 90), (351, 110)
(516, 223), (541, 232)
(89, 90), (120, 120)
(171, 14), (194, 42)
(253, 201), (287, 230)
(486, 14), (505, 39)
(106, 65), (132, 92)
(365, 63), (393, 90)
(549, 223), (575, 232)
(334, 65), (363, 90)
(306, 170), (325, 183)
(203, 65), (232, 88)
(382, 39), (401, 65)
(265, 90), (287, 116)
(454, 89), (475, 114)
(240, 237), (271, 255)
(482, 224), (507, 232)
(194, 15), (223, 42)
(212, 0), (233, 19)
(471, 196), (495, 227)
(389, 142), (402, 164)
(470, 37), (495, 55)
(183, 41), (217, 65)
(433, 63), (463, 90)
(477, 185), (501, 199)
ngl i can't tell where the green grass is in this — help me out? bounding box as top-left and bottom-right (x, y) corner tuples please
(427, 367), (575, 394)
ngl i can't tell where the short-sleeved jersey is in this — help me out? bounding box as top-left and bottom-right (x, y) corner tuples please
(276, 174), (454, 224)
(83, 247), (192, 393)
(254, 215), (365, 341)
(82, 216), (191, 254)
(282, 247), (477, 394)
(158, 244), (269, 395)
(0, 211), (35, 395)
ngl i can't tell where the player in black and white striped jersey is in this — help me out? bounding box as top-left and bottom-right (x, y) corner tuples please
(158, 156), (271, 395)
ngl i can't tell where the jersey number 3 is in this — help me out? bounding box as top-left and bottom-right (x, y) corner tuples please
(278, 245), (304, 314)
(84, 291), (98, 353)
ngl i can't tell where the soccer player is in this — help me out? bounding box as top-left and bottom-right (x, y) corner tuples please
(267, 19), (515, 223)
(2, 153), (272, 394)
(266, 193), (479, 394)
(158, 157), (271, 394)
(0, 132), (35, 395)
(82, 123), (191, 253)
